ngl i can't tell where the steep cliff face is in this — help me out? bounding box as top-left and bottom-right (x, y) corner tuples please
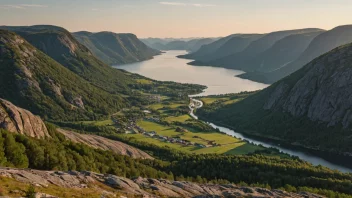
(198, 43), (352, 154)
(73, 31), (160, 65)
(264, 43), (352, 128)
(0, 99), (49, 138)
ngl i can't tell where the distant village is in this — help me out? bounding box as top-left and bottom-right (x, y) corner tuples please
(113, 109), (220, 148)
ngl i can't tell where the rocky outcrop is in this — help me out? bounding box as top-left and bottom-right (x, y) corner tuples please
(58, 129), (153, 159)
(0, 98), (49, 138)
(265, 43), (352, 128)
(0, 167), (324, 198)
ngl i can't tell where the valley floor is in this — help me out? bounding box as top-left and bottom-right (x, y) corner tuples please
(67, 96), (266, 156)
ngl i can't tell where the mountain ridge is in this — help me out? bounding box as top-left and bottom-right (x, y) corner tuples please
(73, 31), (161, 65)
(198, 42), (352, 155)
(239, 25), (352, 83)
(205, 28), (324, 70)
(0, 25), (137, 94)
(0, 29), (127, 120)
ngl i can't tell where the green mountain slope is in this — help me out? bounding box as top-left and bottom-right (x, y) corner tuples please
(198, 42), (352, 154)
(184, 38), (216, 52)
(240, 25), (352, 83)
(179, 34), (241, 60)
(0, 29), (126, 121)
(185, 34), (263, 63)
(0, 25), (134, 94)
(73, 31), (160, 65)
(202, 28), (323, 70)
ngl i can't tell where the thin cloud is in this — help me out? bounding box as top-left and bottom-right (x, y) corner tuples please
(159, 2), (216, 7)
(0, 4), (48, 9)
(192, 4), (216, 7)
(160, 2), (187, 6)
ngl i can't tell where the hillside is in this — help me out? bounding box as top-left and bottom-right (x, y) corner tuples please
(184, 38), (216, 52)
(58, 129), (152, 159)
(185, 34), (263, 63)
(202, 28), (324, 70)
(179, 34), (242, 60)
(242, 31), (324, 72)
(0, 96), (351, 197)
(73, 31), (160, 65)
(0, 25), (135, 94)
(198, 42), (352, 155)
(240, 25), (352, 83)
(0, 29), (127, 121)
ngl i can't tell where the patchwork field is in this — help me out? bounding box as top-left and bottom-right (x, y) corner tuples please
(67, 95), (264, 155)
(119, 97), (264, 155)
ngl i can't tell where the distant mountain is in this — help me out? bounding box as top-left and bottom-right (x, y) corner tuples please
(183, 34), (263, 63)
(0, 25), (135, 94)
(73, 31), (160, 65)
(143, 38), (217, 52)
(141, 38), (174, 46)
(0, 29), (126, 120)
(199, 42), (352, 154)
(206, 28), (324, 70)
(184, 38), (216, 52)
(163, 40), (188, 50)
(241, 31), (324, 72)
(180, 34), (241, 60)
(240, 25), (352, 83)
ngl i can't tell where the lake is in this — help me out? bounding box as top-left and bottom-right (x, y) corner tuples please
(115, 50), (352, 173)
(115, 51), (268, 96)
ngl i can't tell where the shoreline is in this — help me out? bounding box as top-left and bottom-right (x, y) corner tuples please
(188, 97), (352, 173)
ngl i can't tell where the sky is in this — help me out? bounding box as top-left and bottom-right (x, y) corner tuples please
(1, 0), (352, 38)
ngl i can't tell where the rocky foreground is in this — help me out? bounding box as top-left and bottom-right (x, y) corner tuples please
(0, 167), (324, 198)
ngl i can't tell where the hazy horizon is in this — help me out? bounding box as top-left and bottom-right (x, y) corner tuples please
(1, 0), (352, 38)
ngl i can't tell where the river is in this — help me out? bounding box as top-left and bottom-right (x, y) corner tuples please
(115, 50), (352, 173)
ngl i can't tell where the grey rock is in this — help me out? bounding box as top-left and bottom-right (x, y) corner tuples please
(265, 45), (352, 128)
(0, 167), (325, 198)
(0, 98), (49, 138)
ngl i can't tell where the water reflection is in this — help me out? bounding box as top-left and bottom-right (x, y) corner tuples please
(115, 51), (268, 96)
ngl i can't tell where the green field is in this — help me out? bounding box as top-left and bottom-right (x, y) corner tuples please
(136, 79), (153, 84)
(165, 115), (192, 122)
(81, 119), (114, 126)
(132, 120), (262, 155)
(201, 97), (229, 104)
(148, 103), (186, 110)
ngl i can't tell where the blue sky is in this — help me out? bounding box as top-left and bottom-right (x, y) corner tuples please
(1, 0), (351, 38)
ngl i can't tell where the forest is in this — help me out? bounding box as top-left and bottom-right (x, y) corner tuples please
(2, 122), (351, 197)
